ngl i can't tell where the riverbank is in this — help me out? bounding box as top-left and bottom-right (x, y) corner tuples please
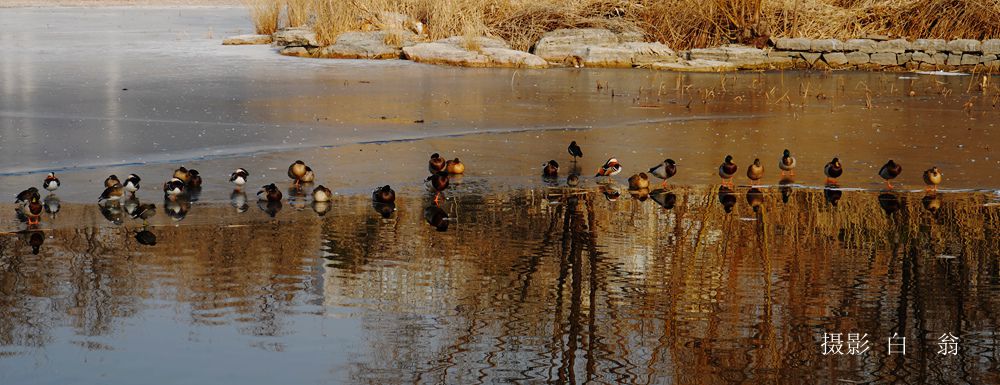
(241, 25), (1000, 73)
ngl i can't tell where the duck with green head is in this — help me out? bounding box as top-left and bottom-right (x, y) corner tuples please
(648, 159), (677, 188)
(718, 155), (737, 187)
(879, 160), (902, 189)
(778, 149), (796, 176)
(824, 158), (843, 185)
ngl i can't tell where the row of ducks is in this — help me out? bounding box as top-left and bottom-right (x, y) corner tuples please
(11, 142), (947, 226)
(551, 142), (942, 193)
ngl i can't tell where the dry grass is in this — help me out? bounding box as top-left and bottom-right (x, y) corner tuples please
(248, 0), (1000, 50)
(245, 0), (281, 35)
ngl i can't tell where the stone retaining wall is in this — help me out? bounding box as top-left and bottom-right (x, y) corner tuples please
(770, 37), (1000, 71)
(227, 26), (1000, 73)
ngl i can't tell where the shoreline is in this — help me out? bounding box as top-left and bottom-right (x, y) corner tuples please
(240, 26), (1000, 73)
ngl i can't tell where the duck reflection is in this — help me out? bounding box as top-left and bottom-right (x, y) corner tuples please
(878, 191), (902, 215)
(186, 185), (202, 202)
(746, 187), (765, 212)
(922, 192), (941, 213)
(424, 205), (450, 231)
(779, 176), (794, 204)
(258, 200), (283, 218)
(22, 230), (44, 255)
(718, 186), (737, 213)
(824, 184), (842, 207)
(164, 197), (191, 221)
(135, 227), (157, 246)
(629, 188), (650, 202)
(313, 201), (332, 216)
(600, 182), (622, 202)
(231, 190), (249, 213)
(98, 202), (125, 225)
(287, 185), (308, 211)
(650, 189), (677, 210)
(43, 194), (60, 217)
(372, 202), (395, 219)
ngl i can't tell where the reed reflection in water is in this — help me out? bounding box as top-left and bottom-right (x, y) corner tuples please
(1, 186), (998, 384)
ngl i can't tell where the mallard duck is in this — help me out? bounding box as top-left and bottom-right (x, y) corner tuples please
(426, 172), (449, 204)
(172, 167), (190, 184)
(43, 172), (60, 192)
(778, 149), (796, 176)
(648, 159), (677, 188)
(312, 185), (332, 202)
(595, 157), (622, 178)
(628, 173), (650, 190)
(258, 183), (283, 202)
(746, 158), (764, 184)
(287, 160), (308, 185)
(718, 155), (737, 187)
(542, 160), (559, 178)
(301, 166), (315, 183)
(568, 141), (583, 161)
(99, 182), (125, 203)
(824, 157), (843, 184)
(373, 185), (396, 204)
(124, 174), (141, 196)
(879, 160), (902, 189)
(128, 203), (156, 224)
(428, 153), (447, 174)
(922, 166), (942, 191)
(15, 187), (39, 206)
(163, 177), (186, 197)
(446, 158), (465, 174)
(26, 196), (43, 226)
(186, 169), (202, 187)
(104, 175), (121, 188)
(230, 168), (249, 187)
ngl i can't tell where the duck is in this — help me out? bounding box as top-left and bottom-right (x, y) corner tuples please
(312, 185), (333, 202)
(43, 172), (60, 192)
(163, 177), (186, 197)
(879, 160), (902, 189)
(230, 168), (249, 187)
(128, 203), (156, 224)
(568, 141), (583, 161)
(186, 169), (202, 187)
(923, 166), (943, 191)
(99, 182), (125, 203)
(26, 196), (43, 226)
(372, 185), (396, 204)
(824, 158), (843, 184)
(778, 149), (797, 176)
(124, 174), (141, 196)
(104, 175), (121, 188)
(628, 173), (650, 190)
(15, 187), (40, 206)
(258, 183), (283, 202)
(595, 157), (622, 178)
(287, 160), (308, 185)
(746, 158), (764, 184)
(446, 158), (465, 174)
(648, 159), (677, 188)
(718, 155), (737, 187)
(301, 166), (315, 184)
(172, 167), (190, 184)
(426, 172), (449, 204)
(542, 160), (559, 178)
(428, 153), (447, 174)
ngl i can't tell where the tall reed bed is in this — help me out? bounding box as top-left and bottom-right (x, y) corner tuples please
(247, 0), (1000, 50)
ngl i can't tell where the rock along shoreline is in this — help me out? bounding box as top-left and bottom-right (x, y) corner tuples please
(224, 27), (1000, 73)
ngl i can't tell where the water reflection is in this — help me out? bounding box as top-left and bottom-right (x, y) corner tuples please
(0, 186), (998, 384)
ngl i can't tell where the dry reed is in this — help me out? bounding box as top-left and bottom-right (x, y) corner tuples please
(245, 0), (281, 35)
(247, 0), (1000, 50)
